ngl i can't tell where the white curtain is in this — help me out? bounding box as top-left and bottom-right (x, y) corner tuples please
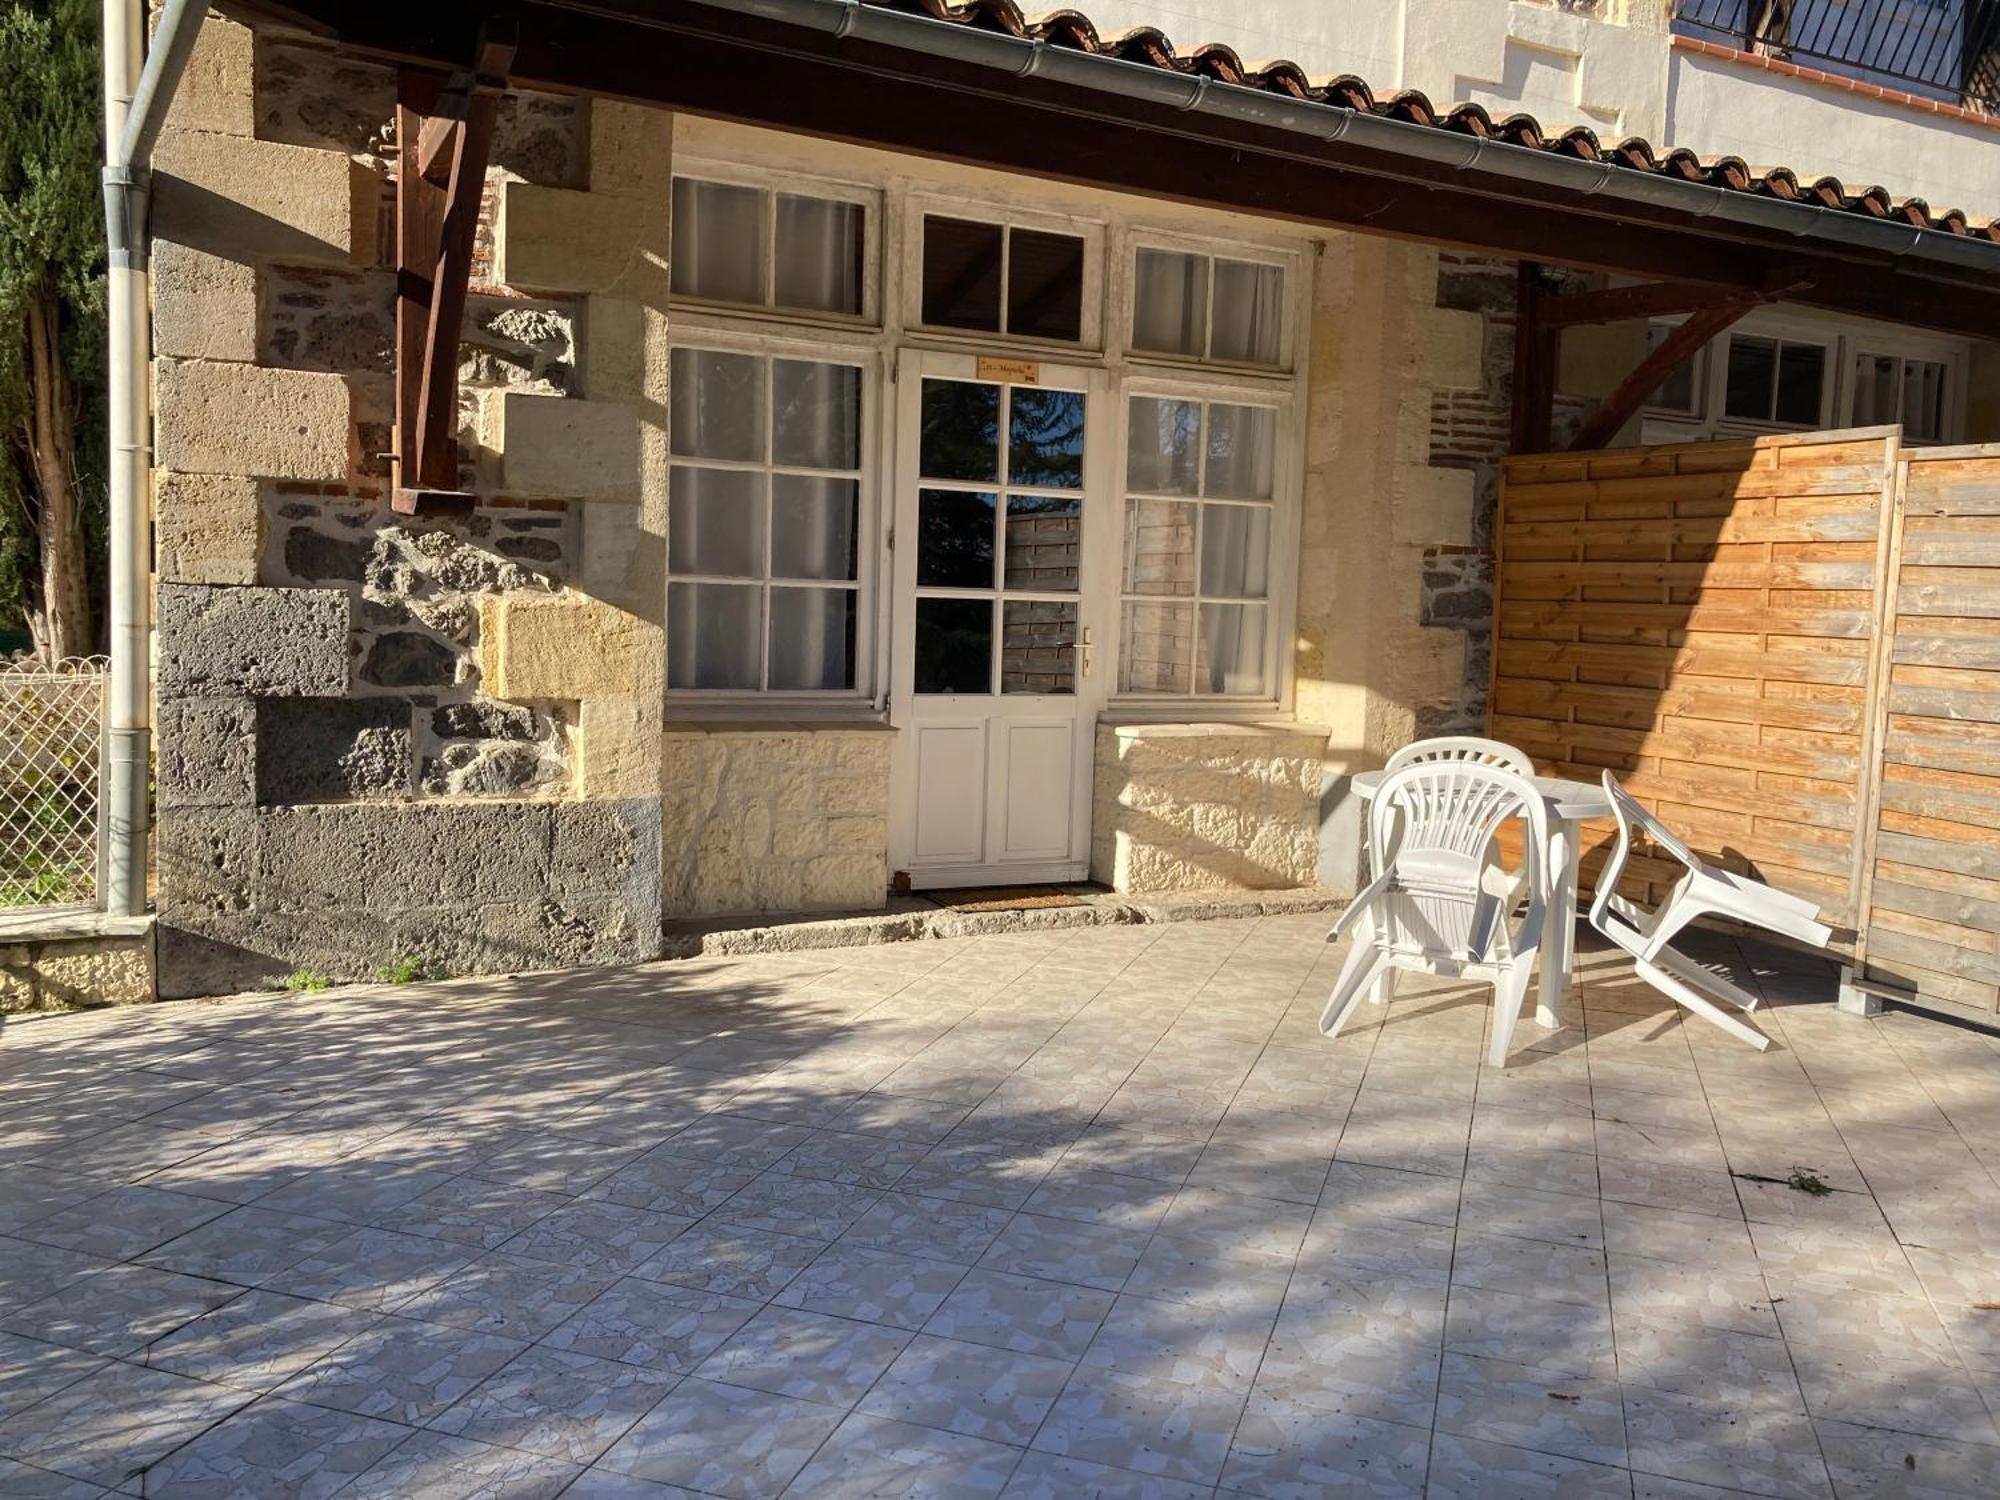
(671, 179), (765, 305)
(1133, 250), (1207, 356)
(773, 195), (862, 315)
(1210, 259), (1285, 365)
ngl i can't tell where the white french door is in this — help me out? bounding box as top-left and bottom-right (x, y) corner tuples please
(887, 350), (1112, 888)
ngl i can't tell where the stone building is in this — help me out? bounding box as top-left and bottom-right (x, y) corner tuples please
(137, 0), (2000, 996)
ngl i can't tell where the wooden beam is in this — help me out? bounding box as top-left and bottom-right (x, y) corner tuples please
(1538, 279), (1763, 329)
(1510, 262), (1557, 455)
(1564, 297), (1759, 452)
(390, 16), (516, 515)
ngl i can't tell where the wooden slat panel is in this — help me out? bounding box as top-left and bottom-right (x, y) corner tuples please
(1492, 431), (1894, 933)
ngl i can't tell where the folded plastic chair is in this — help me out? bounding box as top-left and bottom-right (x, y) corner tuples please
(1322, 761), (1549, 1069)
(1589, 770), (1833, 1051)
(1383, 735), (1536, 777)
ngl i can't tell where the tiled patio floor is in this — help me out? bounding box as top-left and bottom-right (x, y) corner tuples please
(3, 915), (1999, 1498)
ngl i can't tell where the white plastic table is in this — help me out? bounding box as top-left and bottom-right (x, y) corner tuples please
(1351, 769), (1613, 1026)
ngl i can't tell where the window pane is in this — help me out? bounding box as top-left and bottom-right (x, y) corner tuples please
(772, 360), (859, 469)
(1006, 495), (1080, 591)
(770, 475), (858, 581)
(920, 379), (1000, 482)
(668, 582), (761, 690)
(918, 489), (996, 589)
(1132, 249), (1206, 357)
(1126, 398), (1200, 495)
(1007, 229), (1084, 341)
(1204, 404), (1276, 499)
(772, 194), (863, 315)
(1851, 352), (1898, 427)
(1647, 325), (1701, 414)
(1119, 600), (1192, 694)
(1903, 359), (1946, 442)
(670, 178), (767, 306)
(1724, 336), (1777, 421)
(669, 466), (765, 578)
(922, 216), (1003, 332)
(1008, 387), (1084, 489)
(1197, 602), (1268, 696)
(670, 347), (764, 462)
(768, 587), (856, 691)
(1122, 498), (1195, 597)
(1775, 342), (1825, 425)
(914, 597), (992, 694)
(1002, 600), (1076, 694)
(1200, 504), (1271, 599)
(1209, 258), (1284, 365)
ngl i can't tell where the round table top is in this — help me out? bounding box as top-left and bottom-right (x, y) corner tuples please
(1352, 768), (1612, 820)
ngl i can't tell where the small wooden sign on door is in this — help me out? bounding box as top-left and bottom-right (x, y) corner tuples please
(976, 355), (1040, 385)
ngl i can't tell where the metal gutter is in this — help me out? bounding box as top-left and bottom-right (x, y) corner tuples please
(101, 0), (207, 918)
(688, 0), (2000, 279)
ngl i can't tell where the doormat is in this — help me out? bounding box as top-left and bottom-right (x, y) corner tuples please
(933, 885), (1089, 913)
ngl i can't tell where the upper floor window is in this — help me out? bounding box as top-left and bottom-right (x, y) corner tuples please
(1131, 247), (1286, 367)
(1852, 352), (1950, 443)
(671, 175), (868, 318)
(1671, 0), (1995, 111)
(1644, 323), (1706, 418)
(918, 214), (1087, 342)
(667, 344), (866, 693)
(1723, 334), (1827, 426)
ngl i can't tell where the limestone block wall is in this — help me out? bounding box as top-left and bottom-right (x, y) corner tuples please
(1091, 724), (1328, 894)
(150, 13), (668, 996)
(660, 727), (892, 917)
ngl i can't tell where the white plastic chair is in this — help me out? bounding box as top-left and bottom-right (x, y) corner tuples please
(1589, 770), (1832, 1051)
(1323, 761), (1550, 1068)
(1383, 735), (1535, 777)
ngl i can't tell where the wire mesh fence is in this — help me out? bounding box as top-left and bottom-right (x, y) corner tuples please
(0, 656), (106, 909)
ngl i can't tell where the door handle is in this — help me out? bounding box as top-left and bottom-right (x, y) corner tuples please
(1074, 626), (1094, 680)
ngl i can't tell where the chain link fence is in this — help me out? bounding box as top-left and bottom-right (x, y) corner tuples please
(0, 656), (107, 909)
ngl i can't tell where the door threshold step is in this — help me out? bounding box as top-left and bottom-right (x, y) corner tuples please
(661, 885), (1345, 959)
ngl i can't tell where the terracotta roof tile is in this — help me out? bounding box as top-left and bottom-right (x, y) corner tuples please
(877, 0), (1996, 238)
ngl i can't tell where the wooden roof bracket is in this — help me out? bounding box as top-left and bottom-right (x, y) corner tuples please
(390, 11), (517, 516)
(1508, 271), (1815, 455)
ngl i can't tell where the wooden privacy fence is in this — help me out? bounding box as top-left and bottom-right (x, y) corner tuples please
(1489, 428), (2000, 1015)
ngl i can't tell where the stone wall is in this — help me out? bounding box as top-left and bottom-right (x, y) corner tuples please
(1091, 724), (1328, 894)
(660, 727), (892, 917)
(1, 928), (154, 1016)
(150, 14), (669, 996)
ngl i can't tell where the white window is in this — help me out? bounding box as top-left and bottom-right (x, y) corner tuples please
(671, 174), (870, 318)
(1722, 334), (1829, 427)
(667, 344), (867, 693)
(916, 212), (1089, 343)
(1118, 392), (1283, 698)
(1851, 351), (1950, 443)
(1131, 246), (1287, 367)
(1643, 322), (1705, 418)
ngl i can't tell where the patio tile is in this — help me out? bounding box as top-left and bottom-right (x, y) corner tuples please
(1595, 1160), (1741, 1221)
(1257, 1304), (1437, 1427)
(656, 1115), (814, 1172)
(1744, 1220), (1917, 1299)
(1613, 1317), (1804, 1411)
(1813, 1417), (2000, 1497)
(263, 1225), (475, 1312)
(1456, 1179), (1604, 1250)
(0, 1167), (109, 1235)
(584, 1152), (762, 1218)
(1450, 1231), (1610, 1309)
(1607, 1257), (1778, 1339)
(1621, 1386), (1832, 1500)
(0, 1360), (251, 1491)
(1444, 1285), (1616, 1380)
(1, 1263), (241, 1356)
(858, 1332), (1073, 1443)
(773, 1243), (971, 1330)
(272, 1314), (527, 1423)
(544, 1278), (761, 1373)
(1424, 1432), (1634, 1500)
(1435, 1351), (1628, 1468)
(1790, 1347), (2000, 1444)
(0, 1456), (115, 1498)
(841, 1191), (1016, 1263)
(13, 1183), (229, 1261)
(977, 1210), (1147, 1293)
(1032, 1368), (1247, 1486)
(138, 1204), (356, 1285)
(1083, 1293), (1272, 1395)
(1021, 1165), (1176, 1232)
(1219, 1388), (1430, 1498)
(0, 1239), (114, 1316)
(493, 1201), (696, 1275)
(1123, 1239), (1290, 1319)
(1766, 1282), (1959, 1365)
(714, 1173), (883, 1241)
(925, 1268), (1115, 1360)
(468, 1132), (648, 1195)
(340, 1429), (580, 1499)
(1300, 1214), (1454, 1286)
(1000, 1451), (1215, 1499)
(139, 1393), (408, 1499)
(372, 1175), (569, 1251)
(142, 1287), (376, 1391)
(1465, 1144), (1601, 1199)
(0, 1333), (106, 1421)
(596, 1374), (843, 1497)
(694, 1305), (910, 1405)
(429, 1345), (678, 1464)
(1599, 1203), (1755, 1270)
(789, 1412), (1022, 1499)
(631, 1220), (823, 1299)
